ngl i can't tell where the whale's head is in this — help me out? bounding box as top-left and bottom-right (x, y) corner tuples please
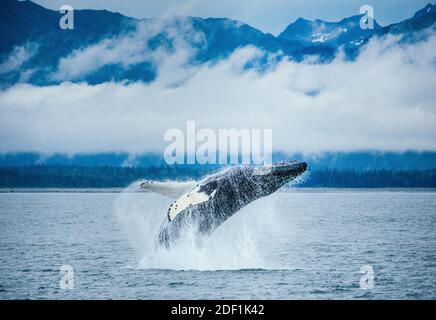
(270, 161), (307, 181)
(248, 161), (308, 195)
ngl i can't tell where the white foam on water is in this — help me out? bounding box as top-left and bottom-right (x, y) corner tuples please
(113, 181), (284, 271)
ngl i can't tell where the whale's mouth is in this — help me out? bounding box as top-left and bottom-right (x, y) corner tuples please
(271, 161), (308, 179)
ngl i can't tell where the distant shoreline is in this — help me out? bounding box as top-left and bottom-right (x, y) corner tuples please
(1, 187), (435, 193)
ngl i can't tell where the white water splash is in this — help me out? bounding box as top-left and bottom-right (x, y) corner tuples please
(286, 170), (310, 188)
(113, 181), (283, 270)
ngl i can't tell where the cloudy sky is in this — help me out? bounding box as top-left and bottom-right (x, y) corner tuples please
(33, 0), (431, 34)
(1, 32), (436, 154)
(1, 1), (435, 155)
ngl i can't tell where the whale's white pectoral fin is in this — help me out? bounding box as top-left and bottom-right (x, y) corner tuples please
(139, 181), (197, 198)
(168, 188), (217, 221)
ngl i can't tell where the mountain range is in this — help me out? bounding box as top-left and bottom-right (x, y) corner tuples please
(1, 0), (435, 86)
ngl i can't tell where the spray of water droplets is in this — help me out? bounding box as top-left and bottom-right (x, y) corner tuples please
(113, 180), (287, 270)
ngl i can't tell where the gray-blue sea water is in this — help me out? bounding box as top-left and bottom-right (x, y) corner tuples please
(0, 188), (435, 299)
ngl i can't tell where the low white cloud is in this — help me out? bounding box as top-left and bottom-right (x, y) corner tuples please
(0, 33), (435, 154)
(0, 43), (38, 75)
(50, 18), (204, 82)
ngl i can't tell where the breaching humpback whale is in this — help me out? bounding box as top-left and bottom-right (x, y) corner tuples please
(140, 161), (307, 247)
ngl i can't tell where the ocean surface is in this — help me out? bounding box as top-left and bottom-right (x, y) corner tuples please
(0, 188), (435, 299)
